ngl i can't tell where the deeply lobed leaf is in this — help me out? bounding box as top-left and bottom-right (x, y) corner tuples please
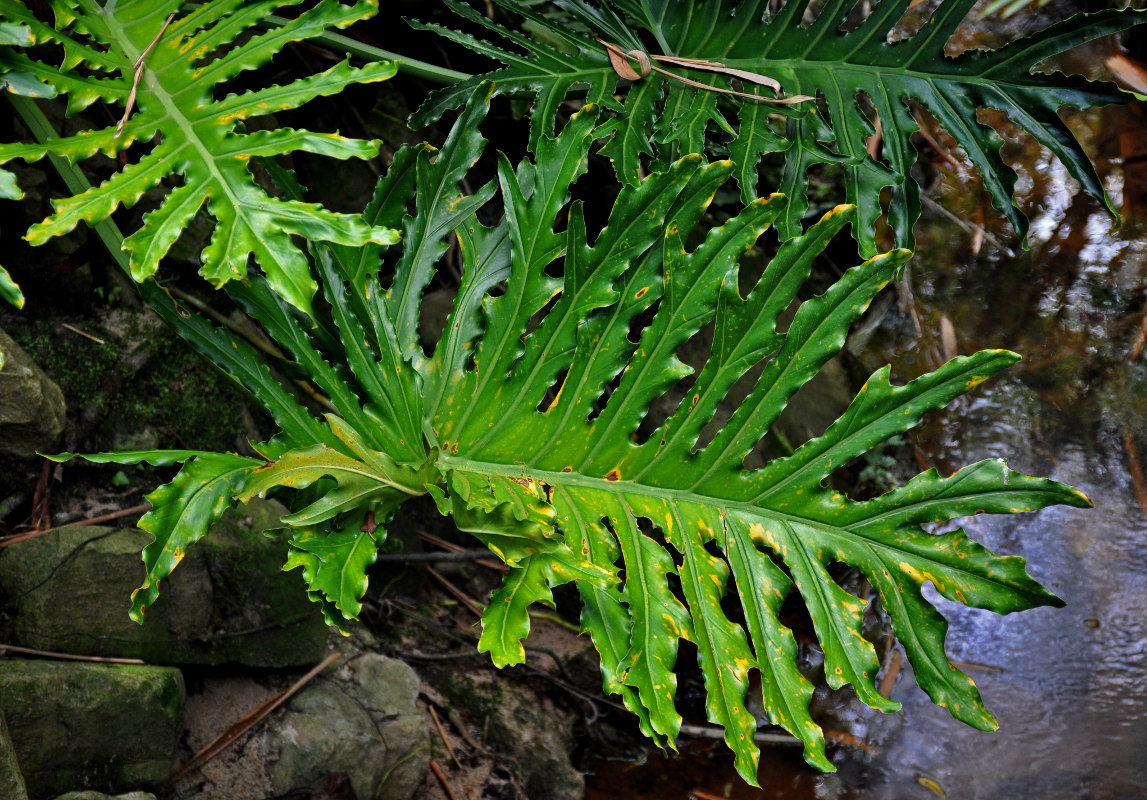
(414, 0), (1147, 256)
(415, 119), (1089, 779)
(0, 0), (398, 311)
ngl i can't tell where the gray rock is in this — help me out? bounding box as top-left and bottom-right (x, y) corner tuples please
(53, 793), (157, 800)
(0, 326), (66, 459)
(436, 671), (584, 800)
(262, 654), (428, 800)
(0, 704), (28, 800)
(774, 356), (855, 452)
(0, 659), (183, 797)
(0, 499), (327, 667)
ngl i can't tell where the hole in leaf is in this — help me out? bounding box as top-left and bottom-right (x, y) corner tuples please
(524, 283), (563, 337)
(737, 225), (782, 300)
(538, 367), (569, 413)
(694, 357), (770, 456)
(627, 296), (661, 344)
(633, 320), (712, 446)
(587, 363), (623, 423)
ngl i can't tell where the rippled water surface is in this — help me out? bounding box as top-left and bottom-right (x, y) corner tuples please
(586, 81), (1147, 800)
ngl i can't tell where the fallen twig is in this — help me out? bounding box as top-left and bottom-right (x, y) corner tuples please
(170, 651), (341, 784)
(679, 723), (802, 746)
(825, 730), (872, 752)
(429, 759), (461, 800)
(599, 40), (814, 105)
(878, 648), (903, 699)
(376, 549), (497, 565)
(921, 195), (1014, 257)
(61, 322), (107, 345)
(168, 286), (336, 412)
(1124, 429), (1147, 525)
(0, 503), (151, 549)
(116, 13), (175, 135)
(680, 722), (871, 752)
(690, 790), (728, 800)
(1130, 295), (1147, 362)
(418, 530), (507, 573)
(0, 642), (145, 665)
(426, 566), (485, 618)
(30, 460), (52, 532)
(429, 705), (463, 769)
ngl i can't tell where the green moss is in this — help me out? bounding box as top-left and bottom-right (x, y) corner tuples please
(439, 671), (505, 722)
(9, 310), (262, 452)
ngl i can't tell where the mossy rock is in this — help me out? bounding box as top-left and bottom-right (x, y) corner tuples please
(261, 654), (428, 800)
(0, 325), (65, 462)
(0, 500), (327, 666)
(53, 793), (157, 800)
(0, 659), (183, 797)
(0, 705), (28, 800)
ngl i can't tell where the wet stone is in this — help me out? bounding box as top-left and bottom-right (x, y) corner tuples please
(436, 671), (584, 800)
(0, 325), (66, 460)
(261, 653), (429, 800)
(0, 499), (327, 667)
(53, 793), (158, 800)
(0, 704), (28, 800)
(0, 659), (183, 797)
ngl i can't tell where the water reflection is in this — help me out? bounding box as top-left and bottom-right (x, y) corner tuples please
(586, 74), (1147, 800)
(844, 95), (1147, 798)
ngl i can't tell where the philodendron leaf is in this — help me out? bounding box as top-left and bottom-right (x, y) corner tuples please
(0, 265), (23, 309)
(414, 0), (1147, 256)
(283, 502), (392, 626)
(424, 147), (1089, 783)
(0, 0), (398, 312)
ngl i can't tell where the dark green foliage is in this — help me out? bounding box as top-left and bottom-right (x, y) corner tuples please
(3, 0), (1130, 785)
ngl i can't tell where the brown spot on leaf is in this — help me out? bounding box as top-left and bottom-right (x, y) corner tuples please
(605, 469), (621, 482)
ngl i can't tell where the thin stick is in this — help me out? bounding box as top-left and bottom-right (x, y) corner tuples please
(429, 759), (461, 800)
(679, 722), (802, 746)
(921, 195), (1013, 257)
(599, 40), (814, 104)
(61, 323), (107, 345)
(1124, 429), (1147, 525)
(0, 503), (151, 549)
(691, 790), (728, 800)
(429, 705), (463, 769)
(0, 643), (145, 665)
(825, 730), (871, 752)
(376, 550), (496, 565)
(878, 648), (903, 698)
(426, 567), (484, 618)
(117, 14), (175, 135)
(1130, 295), (1147, 362)
(418, 530), (507, 573)
(911, 108), (962, 170)
(170, 651), (341, 784)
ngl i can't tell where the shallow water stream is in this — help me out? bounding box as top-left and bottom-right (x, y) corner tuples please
(586, 95), (1147, 800)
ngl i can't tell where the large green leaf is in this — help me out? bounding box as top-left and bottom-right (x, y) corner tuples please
(19, 28), (1092, 787)
(422, 132), (1089, 781)
(0, 0), (398, 311)
(413, 0), (1147, 256)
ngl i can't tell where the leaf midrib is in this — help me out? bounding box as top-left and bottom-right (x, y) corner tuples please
(99, 8), (246, 229)
(439, 453), (1047, 599)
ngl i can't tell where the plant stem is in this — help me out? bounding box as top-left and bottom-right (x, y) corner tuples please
(264, 14), (472, 84)
(7, 96), (131, 275)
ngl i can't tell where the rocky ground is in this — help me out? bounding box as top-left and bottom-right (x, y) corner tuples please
(0, 285), (873, 800)
(0, 293), (688, 800)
